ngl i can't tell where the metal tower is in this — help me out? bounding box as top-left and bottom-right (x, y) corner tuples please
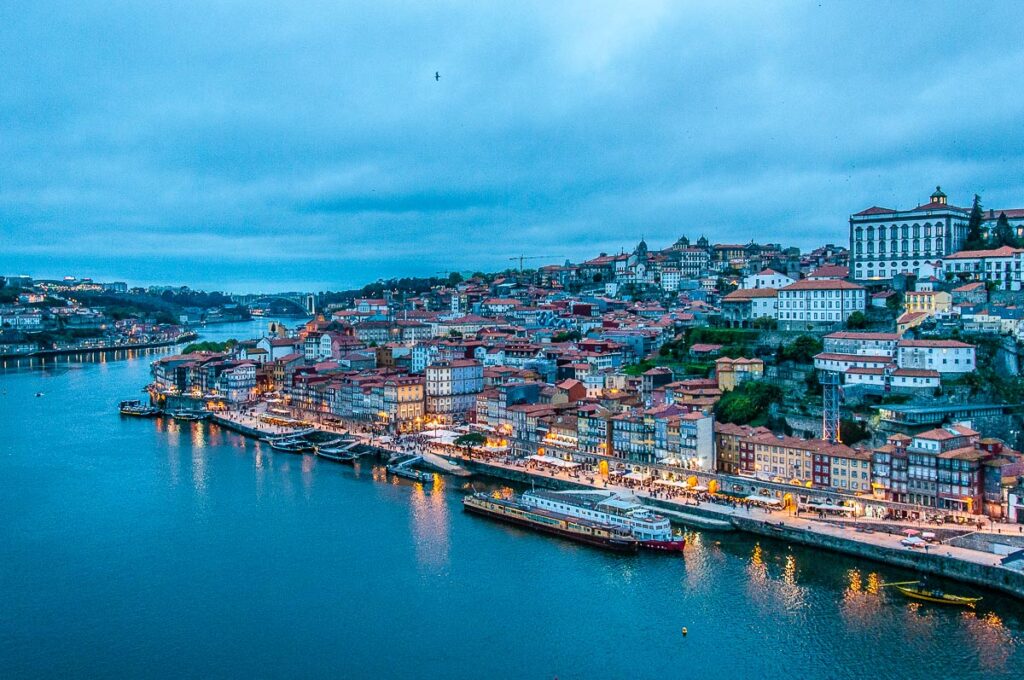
(821, 370), (841, 443)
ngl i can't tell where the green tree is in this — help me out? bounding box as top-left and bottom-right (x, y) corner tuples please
(840, 419), (871, 445)
(447, 272), (464, 285)
(845, 311), (868, 330)
(779, 335), (823, 363)
(992, 212), (1017, 248)
(964, 194), (987, 250)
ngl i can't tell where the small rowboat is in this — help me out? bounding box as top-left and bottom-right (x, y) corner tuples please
(896, 585), (981, 607)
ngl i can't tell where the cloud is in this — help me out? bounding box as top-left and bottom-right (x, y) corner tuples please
(2, 1), (1024, 290)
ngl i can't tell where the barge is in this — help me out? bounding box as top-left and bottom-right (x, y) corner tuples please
(462, 493), (639, 553)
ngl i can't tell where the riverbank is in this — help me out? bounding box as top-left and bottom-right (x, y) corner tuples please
(202, 409), (1024, 601)
(443, 453), (1024, 601)
(0, 332), (198, 360)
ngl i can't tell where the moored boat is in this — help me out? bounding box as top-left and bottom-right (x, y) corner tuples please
(463, 492), (639, 553)
(269, 438), (313, 453)
(119, 399), (160, 417)
(896, 584), (981, 607)
(169, 409), (209, 421)
(316, 445), (357, 462)
(387, 464), (435, 483)
(523, 489), (685, 552)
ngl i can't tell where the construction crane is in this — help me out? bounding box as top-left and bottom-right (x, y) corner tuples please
(508, 255), (561, 272)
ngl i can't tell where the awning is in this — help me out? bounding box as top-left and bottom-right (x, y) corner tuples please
(805, 503), (855, 513)
(624, 471), (651, 482)
(528, 455), (580, 469)
(746, 495), (782, 505)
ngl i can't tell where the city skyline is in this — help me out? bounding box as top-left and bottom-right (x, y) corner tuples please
(4, 3), (1024, 289)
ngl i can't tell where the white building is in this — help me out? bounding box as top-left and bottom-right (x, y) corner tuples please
(823, 331), (900, 356)
(941, 246), (1024, 291)
(776, 280), (866, 330)
(742, 268), (794, 290)
(849, 186), (968, 282)
(850, 186), (1024, 282)
(720, 288), (778, 327)
(425, 359), (484, 420)
(896, 339), (976, 376)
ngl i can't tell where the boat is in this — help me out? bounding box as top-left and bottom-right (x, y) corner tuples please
(269, 438), (313, 453)
(315, 444), (357, 462)
(463, 493), (639, 553)
(522, 489), (685, 552)
(169, 409), (209, 421)
(387, 464), (435, 483)
(895, 584), (981, 607)
(119, 399), (160, 417)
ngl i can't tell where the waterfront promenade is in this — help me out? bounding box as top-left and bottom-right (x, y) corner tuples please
(205, 407), (1024, 599)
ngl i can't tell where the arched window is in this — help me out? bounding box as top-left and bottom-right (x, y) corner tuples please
(901, 238), (909, 252)
(867, 226), (874, 239)
(890, 225), (898, 239)
(901, 225), (909, 238)
(913, 224), (920, 238)
(879, 241), (886, 253)
(924, 223), (931, 237)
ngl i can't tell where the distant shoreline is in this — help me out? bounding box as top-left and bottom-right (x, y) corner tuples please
(0, 332), (198, 360)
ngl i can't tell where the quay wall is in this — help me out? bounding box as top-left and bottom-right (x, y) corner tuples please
(732, 516), (1024, 600)
(201, 420), (1024, 600)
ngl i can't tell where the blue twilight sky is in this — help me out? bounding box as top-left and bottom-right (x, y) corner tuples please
(2, 1), (1024, 292)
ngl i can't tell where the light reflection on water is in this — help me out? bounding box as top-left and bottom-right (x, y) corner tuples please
(4, 327), (1024, 680)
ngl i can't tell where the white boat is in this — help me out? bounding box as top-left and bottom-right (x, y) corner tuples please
(522, 490), (686, 552)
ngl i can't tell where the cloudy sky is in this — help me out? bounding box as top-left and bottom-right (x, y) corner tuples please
(3, 1), (1023, 291)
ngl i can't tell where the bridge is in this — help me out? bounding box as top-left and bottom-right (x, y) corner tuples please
(231, 292), (317, 315)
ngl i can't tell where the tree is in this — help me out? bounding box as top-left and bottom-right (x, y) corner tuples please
(992, 212), (1017, 248)
(779, 335), (823, 363)
(964, 194), (987, 250)
(447, 272), (464, 285)
(840, 419), (870, 445)
(453, 432), (487, 455)
(845, 311), (868, 330)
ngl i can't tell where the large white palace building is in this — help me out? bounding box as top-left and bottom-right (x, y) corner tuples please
(849, 186), (1024, 282)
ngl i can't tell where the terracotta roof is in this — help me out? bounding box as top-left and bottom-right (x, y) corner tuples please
(723, 288), (778, 300)
(897, 339), (973, 349)
(809, 265), (850, 278)
(945, 246), (1023, 259)
(952, 282), (986, 292)
(852, 206), (895, 216)
(825, 331), (899, 341)
(814, 353), (890, 363)
(781, 279), (864, 291)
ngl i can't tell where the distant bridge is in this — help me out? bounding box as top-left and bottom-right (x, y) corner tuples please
(232, 292), (317, 315)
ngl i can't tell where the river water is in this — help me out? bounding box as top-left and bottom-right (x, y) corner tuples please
(2, 319), (1022, 679)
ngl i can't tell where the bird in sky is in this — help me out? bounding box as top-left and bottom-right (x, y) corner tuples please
(435, 71), (441, 81)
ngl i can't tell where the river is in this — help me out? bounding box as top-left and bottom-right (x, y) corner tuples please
(1, 319), (1022, 679)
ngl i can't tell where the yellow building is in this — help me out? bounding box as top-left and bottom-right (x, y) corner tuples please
(903, 290), (951, 315)
(715, 357), (764, 392)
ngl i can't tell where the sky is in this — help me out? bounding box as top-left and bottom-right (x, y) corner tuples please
(3, 1), (1024, 292)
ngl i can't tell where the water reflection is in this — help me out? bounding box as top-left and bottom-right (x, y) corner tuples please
(962, 610), (1018, 672)
(746, 544), (807, 612)
(192, 421), (207, 497)
(840, 569), (884, 625)
(409, 476), (450, 571)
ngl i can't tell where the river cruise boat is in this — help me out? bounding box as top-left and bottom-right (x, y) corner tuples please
(119, 399), (160, 417)
(463, 492), (639, 553)
(522, 490), (685, 552)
